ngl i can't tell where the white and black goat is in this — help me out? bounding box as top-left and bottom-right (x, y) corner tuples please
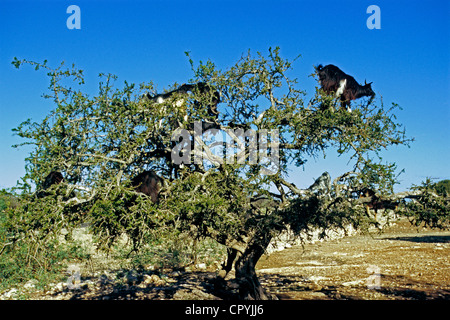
(142, 82), (220, 118)
(316, 64), (375, 112)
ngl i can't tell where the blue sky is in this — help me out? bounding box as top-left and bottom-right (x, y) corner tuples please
(0, 0), (449, 192)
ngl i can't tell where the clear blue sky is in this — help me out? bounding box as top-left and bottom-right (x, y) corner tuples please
(1, 0), (449, 192)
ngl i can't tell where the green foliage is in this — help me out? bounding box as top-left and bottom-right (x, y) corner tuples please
(89, 187), (163, 252)
(434, 179), (450, 196)
(402, 179), (450, 229)
(121, 232), (226, 271)
(0, 190), (90, 292)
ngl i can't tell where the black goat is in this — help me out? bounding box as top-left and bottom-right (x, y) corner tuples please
(358, 187), (398, 220)
(43, 171), (64, 189)
(131, 170), (163, 203)
(316, 64), (375, 111)
(36, 171), (64, 198)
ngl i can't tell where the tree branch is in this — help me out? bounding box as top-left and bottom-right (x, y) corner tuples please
(77, 153), (128, 164)
(276, 176), (308, 196)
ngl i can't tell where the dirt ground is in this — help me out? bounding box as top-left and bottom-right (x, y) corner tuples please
(257, 219), (450, 300)
(2, 218), (449, 300)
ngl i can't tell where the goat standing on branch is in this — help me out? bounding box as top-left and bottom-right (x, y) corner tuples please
(131, 170), (163, 203)
(36, 171), (64, 198)
(308, 171), (332, 198)
(315, 64), (375, 112)
(142, 82), (220, 122)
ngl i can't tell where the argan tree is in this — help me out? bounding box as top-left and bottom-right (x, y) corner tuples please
(4, 48), (448, 299)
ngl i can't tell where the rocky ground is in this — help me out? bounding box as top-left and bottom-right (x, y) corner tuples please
(1, 218), (449, 300)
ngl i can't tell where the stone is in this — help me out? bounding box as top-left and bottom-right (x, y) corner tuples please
(143, 274), (166, 286)
(23, 280), (38, 290)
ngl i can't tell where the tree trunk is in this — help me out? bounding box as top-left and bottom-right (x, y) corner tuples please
(233, 234), (276, 300)
(220, 248), (238, 278)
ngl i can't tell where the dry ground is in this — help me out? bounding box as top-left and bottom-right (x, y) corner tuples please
(257, 219), (450, 300)
(2, 219), (449, 300)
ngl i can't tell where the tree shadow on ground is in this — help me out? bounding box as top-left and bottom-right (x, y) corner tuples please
(45, 269), (449, 300)
(59, 271), (237, 300)
(385, 235), (450, 243)
(376, 274), (450, 300)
